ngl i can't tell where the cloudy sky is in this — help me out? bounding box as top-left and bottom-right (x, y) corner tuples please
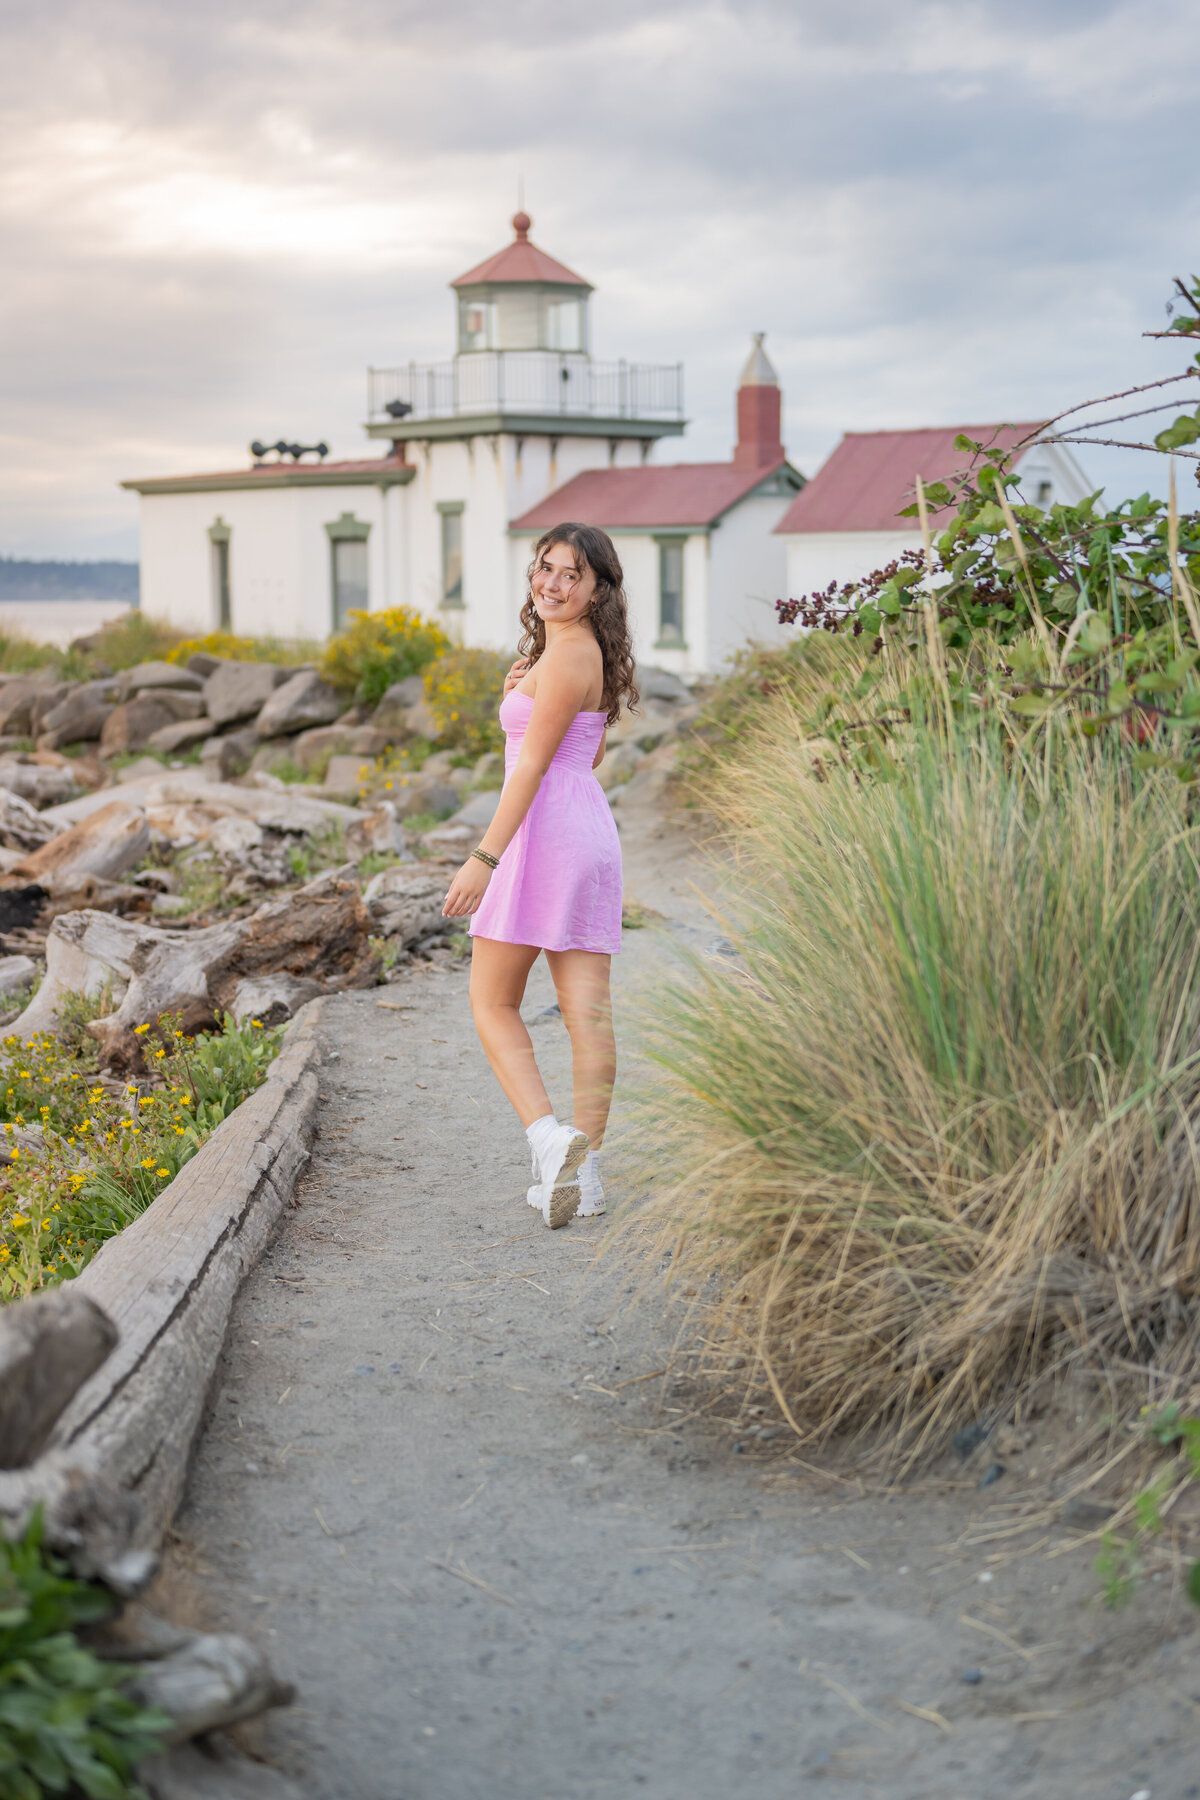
(0, 0), (1196, 560)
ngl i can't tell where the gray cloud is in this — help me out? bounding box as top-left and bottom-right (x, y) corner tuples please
(0, 0), (1194, 556)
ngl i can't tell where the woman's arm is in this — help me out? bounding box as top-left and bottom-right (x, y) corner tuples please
(442, 647), (594, 918)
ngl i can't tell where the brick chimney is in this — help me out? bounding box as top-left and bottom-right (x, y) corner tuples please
(733, 332), (785, 470)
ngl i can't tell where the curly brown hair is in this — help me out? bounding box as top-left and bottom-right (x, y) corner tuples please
(518, 523), (639, 726)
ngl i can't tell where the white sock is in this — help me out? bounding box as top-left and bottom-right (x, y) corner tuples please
(579, 1149), (601, 1197)
(525, 1114), (560, 1175)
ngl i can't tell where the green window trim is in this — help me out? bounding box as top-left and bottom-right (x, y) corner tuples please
(439, 504), (464, 610)
(325, 511), (371, 543)
(208, 517), (231, 630)
(655, 533), (687, 650)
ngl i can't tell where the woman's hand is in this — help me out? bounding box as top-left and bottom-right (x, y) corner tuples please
(442, 855), (494, 918)
(503, 658), (530, 698)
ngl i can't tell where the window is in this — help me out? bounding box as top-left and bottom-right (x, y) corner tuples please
(207, 518), (231, 630)
(331, 539), (368, 632)
(325, 512), (370, 632)
(439, 503), (464, 608)
(1036, 479), (1053, 507)
(458, 296), (496, 352)
(657, 539), (685, 646)
(548, 297), (584, 352)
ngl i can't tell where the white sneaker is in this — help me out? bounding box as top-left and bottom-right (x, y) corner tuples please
(576, 1180), (605, 1218)
(535, 1124), (589, 1229)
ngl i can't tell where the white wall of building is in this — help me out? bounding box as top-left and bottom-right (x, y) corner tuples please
(137, 484), (393, 640)
(708, 492), (792, 669)
(782, 529), (920, 609)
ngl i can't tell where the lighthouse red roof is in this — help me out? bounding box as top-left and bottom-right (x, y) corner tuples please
(451, 212), (592, 290)
(511, 459), (790, 532)
(774, 424), (1045, 534)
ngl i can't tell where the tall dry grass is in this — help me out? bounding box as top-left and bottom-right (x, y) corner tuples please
(631, 685), (1200, 1461)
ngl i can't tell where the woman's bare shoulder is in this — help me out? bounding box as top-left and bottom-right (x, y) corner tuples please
(533, 634), (603, 701)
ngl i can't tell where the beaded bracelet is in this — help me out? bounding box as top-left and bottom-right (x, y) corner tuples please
(472, 848), (499, 870)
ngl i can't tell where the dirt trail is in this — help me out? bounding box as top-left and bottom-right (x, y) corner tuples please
(174, 772), (1198, 1800)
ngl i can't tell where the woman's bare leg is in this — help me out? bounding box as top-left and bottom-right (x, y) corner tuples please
(468, 937), (551, 1127)
(545, 949), (615, 1148)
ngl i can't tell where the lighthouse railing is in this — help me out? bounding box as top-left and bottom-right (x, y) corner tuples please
(367, 354), (683, 424)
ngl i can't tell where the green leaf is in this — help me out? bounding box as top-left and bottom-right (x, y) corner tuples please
(1009, 694), (1054, 718)
(893, 567), (922, 590)
(954, 433), (982, 453)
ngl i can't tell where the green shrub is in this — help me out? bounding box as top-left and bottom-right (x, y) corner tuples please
(164, 631), (320, 669)
(75, 613), (184, 672)
(422, 647), (506, 755)
(631, 694), (1200, 1464)
(0, 1507), (167, 1798)
(320, 608), (450, 707)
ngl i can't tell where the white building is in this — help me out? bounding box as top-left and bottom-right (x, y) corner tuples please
(122, 213), (801, 673)
(776, 424), (1092, 604)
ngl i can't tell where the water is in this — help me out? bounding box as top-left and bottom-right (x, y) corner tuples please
(0, 599), (134, 649)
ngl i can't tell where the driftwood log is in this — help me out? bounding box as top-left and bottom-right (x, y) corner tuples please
(4, 864), (375, 1073)
(140, 1741), (303, 1799)
(0, 1286), (117, 1469)
(43, 1005), (324, 1555)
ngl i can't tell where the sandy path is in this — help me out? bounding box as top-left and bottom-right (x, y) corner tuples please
(173, 780), (1198, 1800)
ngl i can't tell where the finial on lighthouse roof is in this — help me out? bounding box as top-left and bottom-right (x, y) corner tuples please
(512, 210), (532, 242)
(739, 331), (779, 388)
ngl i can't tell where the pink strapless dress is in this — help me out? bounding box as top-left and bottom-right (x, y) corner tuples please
(469, 690), (622, 956)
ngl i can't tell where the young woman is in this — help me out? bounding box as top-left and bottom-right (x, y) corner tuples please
(441, 522), (637, 1229)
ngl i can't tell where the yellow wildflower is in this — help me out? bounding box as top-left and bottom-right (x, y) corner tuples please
(156, 1168), (169, 1178)
(138, 1096), (154, 1107)
(141, 1157), (155, 1168)
(134, 1023), (151, 1036)
(10, 1214), (27, 1228)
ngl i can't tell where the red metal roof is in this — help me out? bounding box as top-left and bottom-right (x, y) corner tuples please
(510, 459), (789, 532)
(774, 424), (1045, 534)
(451, 211), (591, 290)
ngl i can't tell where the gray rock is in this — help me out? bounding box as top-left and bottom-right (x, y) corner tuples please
(199, 728), (258, 781)
(451, 790), (501, 828)
(322, 754), (380, 797)
(291, 724), (391, 773)
(228, 973), (322, 1028)
(255, 669), (345, 739)
(186, 651), (223, 678)
(203, 661), (289, 728)
(100, 695), (187, 756)
(0, 671), (64, 736)
(146, 718), (213, 755)
(372, 674), (427, 731)
(390, 774), (459, 821)
(473, 750), (504, 784)
(638, 665), (692, 703)
(37, 701), (115, 752)
(343, 800), (412, 861)
(138, 688), (207, 720)
(402, 694), (442, 741)
(0, 953), (35, 997)
(125, 1631), (294, 1746)
(28, 684), (76, 738)
(121, 660), (203, 696)
(1061, 1498), (1116, 1531)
